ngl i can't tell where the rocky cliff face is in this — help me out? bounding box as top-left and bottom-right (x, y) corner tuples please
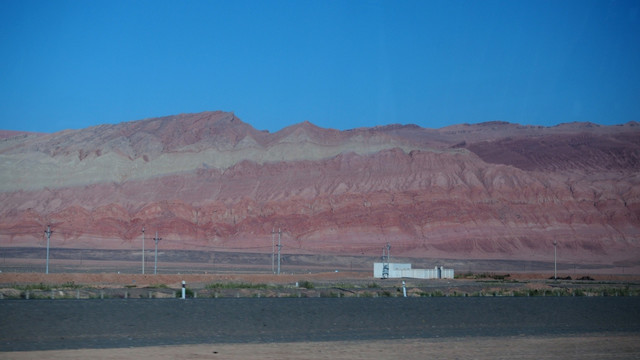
(1, 111), (639, 265)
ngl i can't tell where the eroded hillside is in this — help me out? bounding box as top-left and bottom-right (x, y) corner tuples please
(1, 112), (638, 266)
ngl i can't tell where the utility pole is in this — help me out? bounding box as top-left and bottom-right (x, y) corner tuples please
(553, 239), (557, 281)
(44, 225), (52, 274)
(154, 231), (161, 275)
(277, 228), (282, 275)
(141, 227), (145, 274)
(271, 227), (275, 274)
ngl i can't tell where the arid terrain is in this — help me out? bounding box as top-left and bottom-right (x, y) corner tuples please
(5, 336), (639, 360)
(2, 260), (639, 301)
(1, 112), (639, 272)
(2, 255), (639, 359)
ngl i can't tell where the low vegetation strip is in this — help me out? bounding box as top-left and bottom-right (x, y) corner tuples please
(1, 277), (639, 299)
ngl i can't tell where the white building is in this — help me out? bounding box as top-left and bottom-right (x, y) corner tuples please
(373, 263), (454, 279)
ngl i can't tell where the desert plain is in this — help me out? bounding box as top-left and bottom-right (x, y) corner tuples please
(1, 252), (640, 359)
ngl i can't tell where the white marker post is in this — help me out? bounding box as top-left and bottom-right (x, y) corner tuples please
(181, 280), (186, 299)
(402, 281), (407, 297)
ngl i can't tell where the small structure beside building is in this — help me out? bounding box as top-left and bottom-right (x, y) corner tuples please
(373, 262), (454, 279)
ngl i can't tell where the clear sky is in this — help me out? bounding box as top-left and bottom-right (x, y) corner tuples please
(1, 0), (639, 133)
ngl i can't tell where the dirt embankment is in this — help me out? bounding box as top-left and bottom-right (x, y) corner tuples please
(2, 271), (639, 300)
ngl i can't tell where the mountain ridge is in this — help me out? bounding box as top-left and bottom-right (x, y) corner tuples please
(0, 111), (638, 267)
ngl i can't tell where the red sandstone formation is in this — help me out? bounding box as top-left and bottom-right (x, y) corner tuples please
(0, 111), (638, 266)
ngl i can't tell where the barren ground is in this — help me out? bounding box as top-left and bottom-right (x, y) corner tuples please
(2, 249), (639, 359)
(4, 335), (640, 360)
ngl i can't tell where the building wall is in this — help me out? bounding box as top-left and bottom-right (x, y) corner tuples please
(373, 262), (411, 278)
(373, 263), (454, 279)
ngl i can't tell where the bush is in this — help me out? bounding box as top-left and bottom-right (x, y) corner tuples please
(298, 280), (314, 289)
(335, 282), (355, 289)
(206, 282), (268, 289)
(549, 276), (572, 280)
(175, 288), (195, 298)
(491, 274), (510, 281)
(61, 281), (82, 289)
(455, 271), (474, 279)
(15, 283), (52, 291)
(147, 283), (169, 289)
(573, 289), (585, 296)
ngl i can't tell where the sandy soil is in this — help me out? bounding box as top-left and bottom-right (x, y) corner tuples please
(3, 335), (639, 360)
(0, 271), (371, 288)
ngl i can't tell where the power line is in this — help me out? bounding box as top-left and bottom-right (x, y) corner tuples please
(13, 225), (382, 257)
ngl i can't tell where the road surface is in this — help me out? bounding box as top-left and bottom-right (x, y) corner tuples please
(1, 297), (639, 351)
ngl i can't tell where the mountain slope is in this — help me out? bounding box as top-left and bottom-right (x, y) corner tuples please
(0, 112), (638, 267)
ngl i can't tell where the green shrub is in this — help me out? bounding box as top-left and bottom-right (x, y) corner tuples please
(335, 282), (355, 289)
(175, 288), (195, 298)
(206, 282), (268, 289)
(298, 280), (314, 289)
(61, 281), (82, 289)
(147, 283), (169, 289)
(15, 283), (52, 291)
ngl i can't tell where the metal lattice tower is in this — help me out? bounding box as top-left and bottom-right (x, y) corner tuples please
(381, 242), (391, 279)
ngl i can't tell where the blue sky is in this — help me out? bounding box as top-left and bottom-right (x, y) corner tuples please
(1, 0), (639, 133)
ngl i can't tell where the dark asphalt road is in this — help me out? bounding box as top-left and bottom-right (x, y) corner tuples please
(1, 297), (639, 351)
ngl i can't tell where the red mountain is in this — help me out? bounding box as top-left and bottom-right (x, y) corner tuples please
(1, 111), (638, 268)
